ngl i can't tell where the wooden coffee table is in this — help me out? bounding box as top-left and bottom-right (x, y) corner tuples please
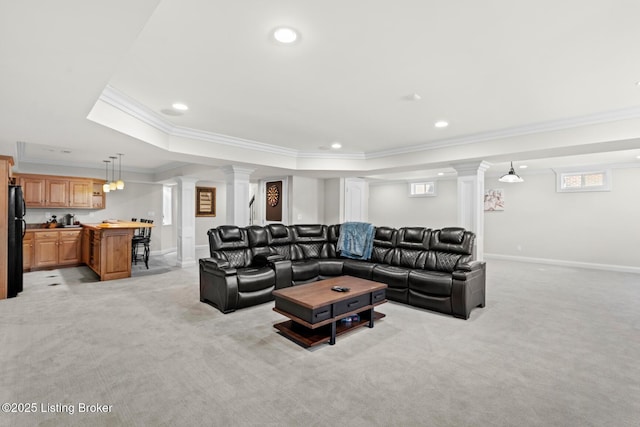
(272, 276), (387, 347)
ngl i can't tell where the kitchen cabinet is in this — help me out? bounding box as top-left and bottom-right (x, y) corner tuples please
(34, 231), (59, 268)
(23, 231), (34, 271)
(58, 230), (82, 265)
(20, 176), (47, 207)
(33, 229), (82, 268)
(16, 174), (106, 209)
(91, 182), (105, 209)
(69, 179), (92, 208)
(46, 179), (68, 207)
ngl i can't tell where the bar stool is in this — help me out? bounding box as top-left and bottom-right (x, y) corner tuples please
(132, 219), (152, 269)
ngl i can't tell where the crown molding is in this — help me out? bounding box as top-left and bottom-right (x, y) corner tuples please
(100, 85), (640, 163)
(296, 151), (366, 160)
(365, 106), (640, 159)
(101, 85), (299, 158)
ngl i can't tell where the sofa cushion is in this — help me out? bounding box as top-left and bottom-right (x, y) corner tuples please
(430, 227), (474, 255)
(266, 224), (293, 259)
(343, 260), (375, 280)
(291, 260), (319, 282)
(425, 251), (472, 273)
(372, 265), (409, 289)
(269, 223), (289, 237)
(291, 224), (328, 260)
(220, 225), (242, 242)
(236, 267), (276, 293)
(318, 259), (344, 277)
(408, 269), (453, 296)
(368, 227), (397, 263)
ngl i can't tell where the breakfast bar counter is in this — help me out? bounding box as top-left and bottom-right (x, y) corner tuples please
(82, 221), (153, 281)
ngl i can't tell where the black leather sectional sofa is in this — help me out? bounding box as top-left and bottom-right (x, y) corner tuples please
(199, 224), (486, 319)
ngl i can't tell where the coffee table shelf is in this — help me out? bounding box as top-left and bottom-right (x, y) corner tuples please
(274, 311), (385, 347)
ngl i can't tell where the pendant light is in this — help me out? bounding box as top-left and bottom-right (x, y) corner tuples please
(102, 160), (111, 193)
(498, 161), (524, 183)
(109, 156), (117, 191)
(116, 153), (125, 190)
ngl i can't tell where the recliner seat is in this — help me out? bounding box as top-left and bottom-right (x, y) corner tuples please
(199, 226), (276, 313)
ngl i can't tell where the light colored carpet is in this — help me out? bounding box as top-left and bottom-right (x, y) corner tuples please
(0, 257), (639, 426)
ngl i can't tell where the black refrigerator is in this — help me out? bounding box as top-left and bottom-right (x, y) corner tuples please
(8, 185), (25, 298)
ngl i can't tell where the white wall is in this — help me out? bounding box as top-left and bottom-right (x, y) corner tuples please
(484, 167), (640, 269)
(367, 168), (640, 270)
(323, 178), (343, 225)
(291, 176), (324, 224)
(368, 179), (458, 229)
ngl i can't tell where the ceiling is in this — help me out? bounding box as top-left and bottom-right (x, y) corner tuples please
(2, 0), (640, 182)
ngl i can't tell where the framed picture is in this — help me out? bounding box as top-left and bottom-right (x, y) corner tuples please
(484, 188), (504, 211)
(196, 187), (216, 217)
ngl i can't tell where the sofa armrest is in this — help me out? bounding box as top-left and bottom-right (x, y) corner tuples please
(453, 260), (484, 276)
(451, 261), (486, 319)
(272, 259), (293, 289)
(252, 254), (285, 268)
(199, 257), (236, 276)
(266, 254), (285, 263)
(199, 259), (239, 313)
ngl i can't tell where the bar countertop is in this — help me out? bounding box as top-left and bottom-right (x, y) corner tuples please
(82, 221), (154, 230)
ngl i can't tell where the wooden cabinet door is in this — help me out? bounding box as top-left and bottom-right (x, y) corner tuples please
(58, 230), (81, 265)
(46, 179), (68, 207)
(69, 179), (92, 208)
(34, 232), (59, 268)
(23, 232), (34, 271)
(20, 177), (46, 207)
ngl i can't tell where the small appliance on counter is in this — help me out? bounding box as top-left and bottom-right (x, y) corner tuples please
(62, 213), (80, 227)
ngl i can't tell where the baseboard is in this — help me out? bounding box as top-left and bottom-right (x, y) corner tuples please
(484, 253), (640, 274)
(150, 247), (177, 257)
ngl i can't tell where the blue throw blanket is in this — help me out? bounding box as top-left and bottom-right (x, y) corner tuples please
(337, 222), (375, 260)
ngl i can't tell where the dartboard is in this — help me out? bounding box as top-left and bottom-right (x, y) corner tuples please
(267, 184), (279, 207)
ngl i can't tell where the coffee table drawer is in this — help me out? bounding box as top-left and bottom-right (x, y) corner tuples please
(333, 294), (370, 316)
(372, 289), (386, 304)
(275, 299), (332, 324)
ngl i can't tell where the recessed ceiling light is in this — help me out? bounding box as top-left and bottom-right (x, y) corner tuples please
(273, 27), (298, 44)
(636, 155), (640, 159)
(411, 93), (422, 101)
(434, 121), (449, 128)
(437, 172), (444, 176)
(331, 142), (342, 149)
(519, 165), (528, 169)
(172, 103), (189, 111)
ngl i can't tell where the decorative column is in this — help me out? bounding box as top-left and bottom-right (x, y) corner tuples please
(451, 161), (490, 261)
(222, 166), (254, 226)
(175, 176), (199, 268)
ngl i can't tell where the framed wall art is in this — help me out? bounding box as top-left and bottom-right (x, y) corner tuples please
(196, 187), (216, 217)
(484, 188), (504, 211)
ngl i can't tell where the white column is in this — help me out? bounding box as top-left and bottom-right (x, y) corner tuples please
(452, 161), (490, 261)
(222, 166), (254, 226)
(175, 176), (199, 268)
